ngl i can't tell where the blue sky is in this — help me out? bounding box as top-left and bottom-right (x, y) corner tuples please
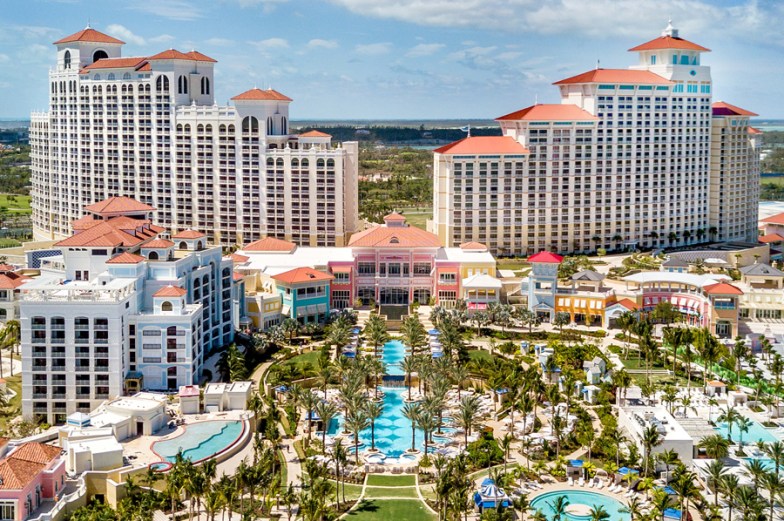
(1, 0), (783, 119)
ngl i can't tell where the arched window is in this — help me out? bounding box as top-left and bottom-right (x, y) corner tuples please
(291, 158), (299, 168)
(276, 158), (284, 168)
(167, 367), (177, 376)
(167, 326), (177, 336)
(123, 72), (131, 80)
(242, 116), (258, 133)
(156, 75), (170, 93)
(161, 301), (173, 312)
(201, 76), (210, 95)
(64, 50), (71, 69)
(266, 117), (274, 135)
(107, 73), (115, 81)
(326, 159), (335, 168)
(178, 75), (188, 94)
(148, 251), (159, 260)
(179, 241), (187, 250)
(196, 241), (203, 250)
(93, 49), (108, 62)
(301, 159), (309, 168)
(93, 74), (101, 81)
(281, 117), (287, 135)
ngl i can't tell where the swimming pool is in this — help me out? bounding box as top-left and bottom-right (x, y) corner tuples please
(715, 419), (779, 444)
(381, 339), (406, 376)
(531, 490), (630, 521)
(152, 420), (244, 463)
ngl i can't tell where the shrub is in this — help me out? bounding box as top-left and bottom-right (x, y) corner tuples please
(466, 431), (504, 468)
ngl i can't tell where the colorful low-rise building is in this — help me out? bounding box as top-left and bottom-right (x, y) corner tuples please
(272, 267), (333, 323)
(0, 442), (68, 521)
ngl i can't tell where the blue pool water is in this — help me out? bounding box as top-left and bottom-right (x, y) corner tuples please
(153, 420), (243, 463)
(531, 491), (630, 521)
(715, 420), (779, 444)
(382, 339), (406, 376)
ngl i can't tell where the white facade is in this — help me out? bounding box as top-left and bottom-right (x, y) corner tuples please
(20, 198), (239, 425)
(30, 27), (359, 248)
(432, 23), (760, 255)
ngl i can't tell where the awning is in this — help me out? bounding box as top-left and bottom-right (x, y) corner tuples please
(467, 302), (488, 310)
(282, 304), (291, 315)
(331, 266), (353, 272)
(317, 303), (327, 313)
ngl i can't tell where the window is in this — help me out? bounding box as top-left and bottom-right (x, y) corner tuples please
(357, 262), (375, 275)
(439, 273), (457, 284)
(650, 55), (656, 65)
(162, 301), (173, 312)
(178, 75), (188, 94)
(201, 76), (210, 95)
(0, 501), (14, 520)
(64, 50), (71, 69)
(93, 49), (108, 62)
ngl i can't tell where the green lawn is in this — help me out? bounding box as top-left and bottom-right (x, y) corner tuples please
(0, 239), (21, 248)
(364, 486), (420, 499)
(468, 349), (493, 363)
(346, 500), (435, 521)
(366, 474), (416, 487)
(0, 194), (31, 214)
(281, 350), (322, 369)
(329, 482), (363, 501)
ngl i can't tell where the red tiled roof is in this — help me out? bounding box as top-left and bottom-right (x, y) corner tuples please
(272, 267), (333, 284)
(72, 215), (98, 230)
(528, 251), (564, 263)
(0, 459), (45, 490)
(154, 285), (187, 297)
(106, 252), (146, 264)
(172, 230), (206, 239)
(460, 242), (488, 251)
(616, 298), (639, 311)
(629, 35), (710, 52)
(233, 272), (244, 281)
(349, 225), (442, 248)
(300, 130), (332, 138)
(54, 28), (125, 45)
(85, 196), (155, 215)
(434, 136), (530, 155)
(185, 50), (217, 63)
(496, 104), (598, 121)
(703, 282), (743, 295)
(707, 380), (726, 386)
(82, 57), (148, 71)
(143, 239), (175, 248)
(759, 233), (784, 244)
(138, 63), (152, 72)
(56, 223), (147, 248)
(554, 69), (671, 86)
(0, 264), (14, 272)
(9, 443), (62, 465)
(712, 101), (758, 117)
(230, 253), (250, 264)
(0, 274), (27, 290)
(383, 212), (406, 222)
(761, 212), (784, 225)
(244, 237), (297, 252)
(147, 49), (193, 61)
(748, 127), (763, 135)
(231, 88), (292, 102)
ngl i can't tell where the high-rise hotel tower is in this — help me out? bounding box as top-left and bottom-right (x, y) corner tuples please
(432, 23), (761, 255)
(30, 26), (359, 247)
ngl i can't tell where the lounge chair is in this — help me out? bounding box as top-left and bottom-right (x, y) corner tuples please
(596, 480), (604, 489)
(568, 477), (574, 486)
(588, 479), (594, 488)
(578, 477), (585, 487)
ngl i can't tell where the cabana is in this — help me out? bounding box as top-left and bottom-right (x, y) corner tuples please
(566, 459), (584, 479)
(615, 467), (640, 485)
(663, 508), (682, 521)
(473, 479), (511, 512)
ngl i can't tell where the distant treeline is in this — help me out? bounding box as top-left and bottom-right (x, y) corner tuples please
(294, 125), (501, 144)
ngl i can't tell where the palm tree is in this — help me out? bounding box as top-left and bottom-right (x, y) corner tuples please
(315, 359), (333, 400)
(344, 410), (369, 465)
(546, 495), (570, 521)
(314, 400), (338, 453)
(455, 394), (479, 447)
(762, 471), (783, 521)
(734, 485), (764, 521)
(656, 448), (679, 478)
(616, 312), (637, 360)
(717, 406), (740, 444)
(620, 496), (644, 521)
(703, 459), (727, 506)
(718, 474), (739, 521)
(697, 434), (730, 460)
(401, 355), (417, 401)
(765, 441), (784, 481)
(651, 489), (676, 521)
(742, 458), (768, 490)
(418, 408), (439, 456)
(402, 402), (422, 452)
(589, 505), (610, 521)
(499, 433), (514, 475)
(671, 471), (699, 521)
(364, 400), (384, 452)
(736, 416), (752, 452)
(364, 314), (389, 358)
(642, 425), (662, 476)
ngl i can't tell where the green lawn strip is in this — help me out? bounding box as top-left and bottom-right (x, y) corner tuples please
(363, 486), (420, 499)
(346, 500), (436, 521)
(419, 484), (437, 501)
(468, 349), (493, 363)
(365, 474), (416, 487)
(281, 350), (322, 369)
(327, 481), (363, 501)
(0, 194), (31, 213)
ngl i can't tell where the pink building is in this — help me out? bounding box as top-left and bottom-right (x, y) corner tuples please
(0, 442), (66, 521)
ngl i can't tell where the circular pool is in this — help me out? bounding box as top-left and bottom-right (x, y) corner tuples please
(152, 420), (244, 463)
(530, 490), (629, 521)
(148, 461), (172, 472)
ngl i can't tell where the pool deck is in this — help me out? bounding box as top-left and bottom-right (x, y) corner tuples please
(122, 409), (249, 467)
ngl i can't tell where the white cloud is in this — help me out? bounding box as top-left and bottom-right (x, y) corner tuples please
(249, 38), (289, 51)
(233, 0), (289, 12)
(406, 43), (445, 57)
(149, 34), (176, 44)
(307, 38), (339, 49)
(206, 37), (234, 47)
(129, 0), (205, 21)
(355, 42), (392, 55)
(106, 24), (146, 46)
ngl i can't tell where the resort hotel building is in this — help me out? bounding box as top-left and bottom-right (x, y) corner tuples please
(234, 213), (501, 329)
(30, 26), (359, 247)
(432, 22), (761, 256)
(18, 197), (242, 425)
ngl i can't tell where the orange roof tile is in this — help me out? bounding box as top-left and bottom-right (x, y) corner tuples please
(106, 252), (146, 264)
(138, 62), (152, 72)
(231, 88), (292, 102)
(0, 274), (26, 290)
(300, 130), (332, 138)
(761, 212), (784, 225)
(629, 35), (710, 52)
(233, 272), (244, 281)
(759, 233), (784, 244)
(0, 459), (46, 490)
(54, 28), (125, 45)
(185, 50), (217, 63)
(383, 212), (406, 222)
(703, 282), (743, 295)
(85, 196), (155, 215)
(496, 104), (598, 121)
(0, 264), (14, 272)
(748, 127), (763, 135)
(230, 253), (250, 264)
(56, 223), (141, 248)
(707, 380), (726, 386)
(271, 267), (333, 284)
(172, 229), (206, 239)
(244, 237), (297, 252)
(143, 239), (175, 248)
(434, 136), (530, 155)
(616, 298), (639, 311)
(712, 101), (758, 117)
(349, 225), (442, 248)
(8, 443), (62, 465)
(82, 57), (148, 71)
(553, 69), (671, 86)
(147, 49), (193, 61)
(154, 285), (187, 297)
(72, 215), (99, 230)
(460, 242), (488, 251)
(528, 251), (564, 263)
